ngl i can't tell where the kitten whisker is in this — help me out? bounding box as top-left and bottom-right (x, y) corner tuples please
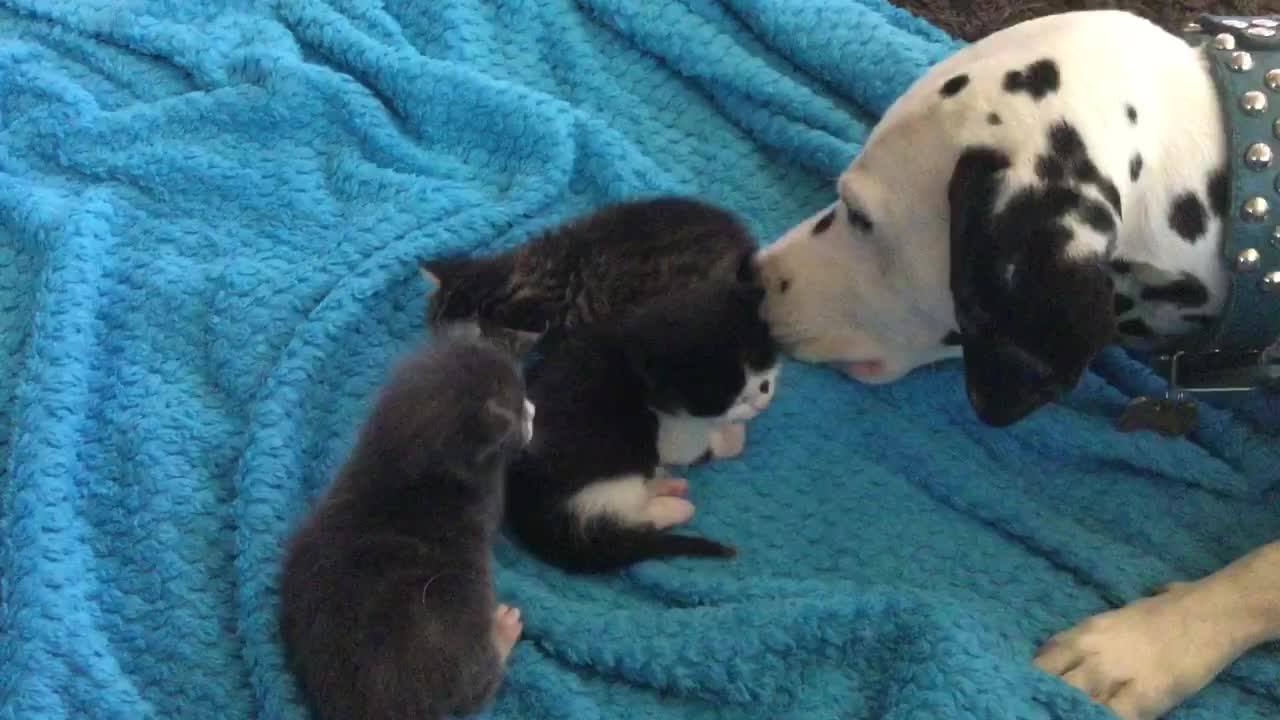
(420, 573), (443, 606)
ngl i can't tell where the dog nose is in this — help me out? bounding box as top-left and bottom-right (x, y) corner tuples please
(759, 379), (771, 394)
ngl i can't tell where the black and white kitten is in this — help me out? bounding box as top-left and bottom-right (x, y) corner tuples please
(279, 330), (534, 720)
(504, 279), (780, 573)
(419, 196), (759, 349)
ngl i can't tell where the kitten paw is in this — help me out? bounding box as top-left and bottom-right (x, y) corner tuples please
(708, 422), (746, 459)
(645, 496), (695, 529)
(492, 604), (524, 665)
(649, 477), (689, 497)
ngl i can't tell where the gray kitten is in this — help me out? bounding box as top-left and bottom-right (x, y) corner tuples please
(278, 328), (533, 720)
(419, 196), (760, 349)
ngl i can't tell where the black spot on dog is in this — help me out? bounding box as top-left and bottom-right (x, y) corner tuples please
(1182, 313), (1215, 326)
(941, 74), (970, 97)
(1168, 192), (1207, 243)
(987, 112), (1002, 125)
(1003, 59), (1060, 100)
(1098, 182), (1121, 220)
(1126, 104), (1137, 124)
(1208, 170), (1228, 218)
(1141, 274), (1209, 307)
(947, 144), (1116, 427)
(1109, 260), (1132, 275)
(1079, 198), (1116, 236)
(942, 330), (964, 346)
(1046, 121), (1122, 218)
(1114, 294), (1135, 315)
(779, 279), (790, 294)
(1048, 121), (1084, 157)
(1129, 154), (1143, 182)
(1117, 318), (1153, 337)
(846, 207), (873, 233)
(812, 209), (835, 235)
(1036, 155), (1066, 184)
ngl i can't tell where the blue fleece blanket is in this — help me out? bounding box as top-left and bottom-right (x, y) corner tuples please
(2, 1), (1277, 719)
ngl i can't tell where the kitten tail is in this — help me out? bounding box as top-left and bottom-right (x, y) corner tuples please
(509, 508), (736, 574)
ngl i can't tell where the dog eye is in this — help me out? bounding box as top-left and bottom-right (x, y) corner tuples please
(779, 279), (791, 293)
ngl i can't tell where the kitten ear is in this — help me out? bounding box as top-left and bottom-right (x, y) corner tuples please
(488, 326), (543, 359)
(419, 262), (440, 288)
(435, 321), (484, 343)
(419, 255), (479, 286)
(735, 251), (769, 306)
(735, 250), (759, 285)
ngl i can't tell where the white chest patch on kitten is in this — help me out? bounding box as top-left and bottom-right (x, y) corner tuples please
(728, 365), (780, 422)
(656, 362), (780, 465)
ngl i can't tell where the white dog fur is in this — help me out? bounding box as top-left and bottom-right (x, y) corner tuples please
(757, 10), (1279, 720)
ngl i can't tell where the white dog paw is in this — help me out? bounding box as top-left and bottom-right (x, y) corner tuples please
(1034, 581), (1241, 720)
(708, 422), (746, 459)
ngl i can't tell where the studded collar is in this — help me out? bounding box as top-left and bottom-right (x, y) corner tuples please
(1180, 15), (1280, 356)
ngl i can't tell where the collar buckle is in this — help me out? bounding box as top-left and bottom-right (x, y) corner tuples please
(1155, 347), (1280, 393)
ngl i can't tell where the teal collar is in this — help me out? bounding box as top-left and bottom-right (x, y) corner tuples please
(1181, 15), (1280, 356)
(1117, 16), (1280, 433)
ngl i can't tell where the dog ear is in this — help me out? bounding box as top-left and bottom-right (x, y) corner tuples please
(948, 147), (1115, 427)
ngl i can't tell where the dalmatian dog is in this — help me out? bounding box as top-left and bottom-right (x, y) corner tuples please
(755, 9), (1280, 720)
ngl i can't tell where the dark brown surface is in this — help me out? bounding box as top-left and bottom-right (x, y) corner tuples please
(890, 0), (1270, 41)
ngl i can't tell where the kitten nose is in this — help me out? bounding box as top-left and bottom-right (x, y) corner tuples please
(759, 380), (771, 394)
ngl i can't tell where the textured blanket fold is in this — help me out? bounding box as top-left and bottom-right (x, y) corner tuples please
(1, 1), (1276, 719)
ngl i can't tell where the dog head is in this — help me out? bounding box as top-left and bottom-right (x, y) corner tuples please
(755, 117), (962, 387)
(758, 44), (1120, 426)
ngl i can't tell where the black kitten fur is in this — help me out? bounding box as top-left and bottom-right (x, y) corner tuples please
(420, 196), (759, 347)
(279, 332), (530, 720)
(505, 280), (779, 573)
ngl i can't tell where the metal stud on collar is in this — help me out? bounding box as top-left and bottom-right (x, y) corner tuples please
(1269, 69), (1280, 92)
(1215, 32), (1237, 50)
(1223, 19), (1250, 29)
(1242, 90), (1269, 114)
(1245, 142), (1274, 169)
(1264, 271), (1280, 293)
(1237, 247), (1262, 271)
(1254, 18), (1280, 28)
(1272, 225), (1280, 248)
(1247, 26), (1278, 39)
(1230, 51), (1255, 71)
(1243, 196), (1271, 221)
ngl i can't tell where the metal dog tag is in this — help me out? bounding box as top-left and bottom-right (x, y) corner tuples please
(1116, 395), (1200, 436)
(1116, 348), (1280, 436)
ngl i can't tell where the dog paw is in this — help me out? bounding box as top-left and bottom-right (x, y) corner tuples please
(708, 422), (746, 459)
(1034, 581), (1240, 720)
(492, 604), (524, 665)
